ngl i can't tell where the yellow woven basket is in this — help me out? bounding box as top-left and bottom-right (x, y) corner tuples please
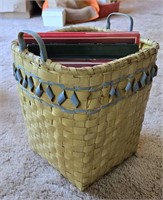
(11, 17), (159, 190)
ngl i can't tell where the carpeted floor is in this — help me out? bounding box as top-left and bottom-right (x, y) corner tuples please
(0, 0), (163, 199)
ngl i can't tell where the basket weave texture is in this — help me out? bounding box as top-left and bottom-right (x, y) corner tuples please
(12, 26), (159, 191)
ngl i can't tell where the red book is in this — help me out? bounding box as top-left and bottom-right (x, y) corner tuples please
(24, 31), (140, 44)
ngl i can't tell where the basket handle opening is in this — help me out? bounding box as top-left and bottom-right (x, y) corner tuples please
(106, 12), (134, 31)
(18, 30), (47, 62)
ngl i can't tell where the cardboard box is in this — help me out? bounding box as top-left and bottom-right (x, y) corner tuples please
(42, 8), (66, 27)
(0, 0), (32, 18)
(0, 0), (32, 13)
(99, 2), (120, 18)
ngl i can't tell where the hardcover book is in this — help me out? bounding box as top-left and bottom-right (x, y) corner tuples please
(24, 31), (140, 44)
(27, 43), (139, 59)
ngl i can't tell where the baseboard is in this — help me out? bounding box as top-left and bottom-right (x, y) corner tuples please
(0, 11), (31, 19)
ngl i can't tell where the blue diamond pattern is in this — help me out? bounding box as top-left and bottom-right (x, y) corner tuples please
(14, 69), (19, 81)
(36, 83), (44, 97)
(115, 89), (121, 97)
(28, 76), (34, 91)
(109, 86), (116, 97)
(16, 69), (23, 83)
(151, 66), (157, 79)
(125, 82), (132, 92)
(71, 92), (80, 108)
(46, 86), (55, 101)
(22, 76), (28, 88)
(140, 72), (147, 87)
(133, 82), (139, 92)
(58, 90), (66, 105)
(13, 64), (158, 112)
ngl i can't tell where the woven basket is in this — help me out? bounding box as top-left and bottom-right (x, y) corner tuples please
(11, 16), (159, 190)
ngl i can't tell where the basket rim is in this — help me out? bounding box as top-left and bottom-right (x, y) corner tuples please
(11, 26), (159, 76)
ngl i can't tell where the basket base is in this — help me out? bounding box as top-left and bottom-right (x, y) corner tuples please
(28, 135), (138, 191)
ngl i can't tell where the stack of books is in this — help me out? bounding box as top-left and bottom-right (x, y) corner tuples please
(24, 31), (140, 67)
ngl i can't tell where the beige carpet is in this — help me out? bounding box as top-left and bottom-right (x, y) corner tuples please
(0, 0), (162, 199)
